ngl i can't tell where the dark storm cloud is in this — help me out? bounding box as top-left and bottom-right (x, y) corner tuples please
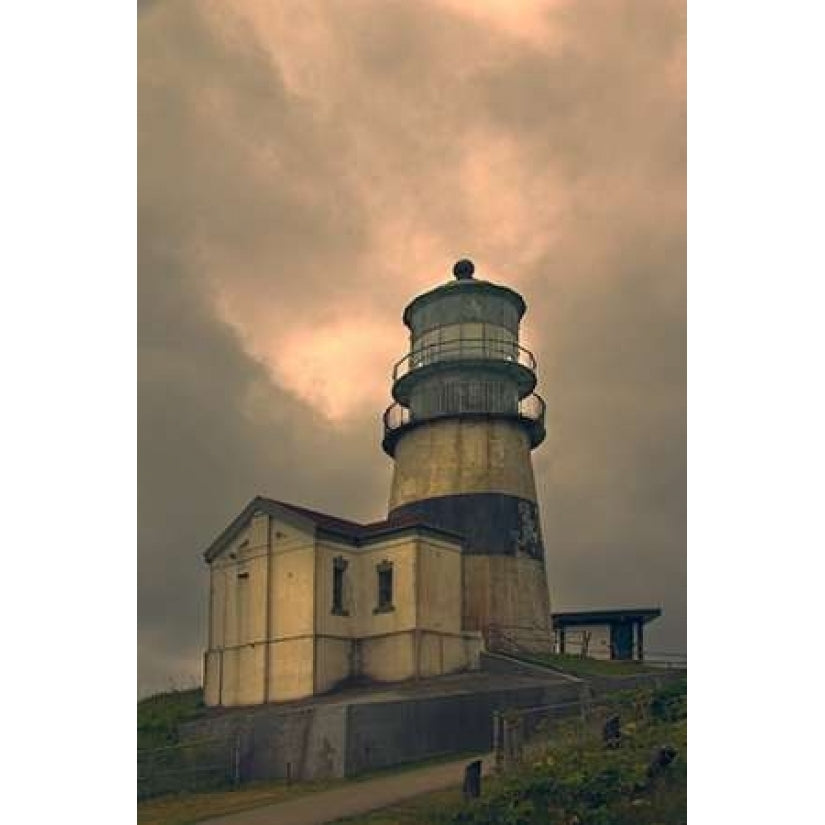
(138, 225), (389, 692)
(138, 0), (685, 693)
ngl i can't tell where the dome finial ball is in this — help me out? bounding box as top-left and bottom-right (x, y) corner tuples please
(453, 259), (475, 280)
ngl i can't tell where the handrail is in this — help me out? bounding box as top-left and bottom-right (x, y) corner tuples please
(392, 338), (537, 382)
(382, 393), (546, 434)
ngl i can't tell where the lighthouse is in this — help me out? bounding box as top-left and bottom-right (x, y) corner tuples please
(382, 260), (552, 645)
(198, 260), (664, 709)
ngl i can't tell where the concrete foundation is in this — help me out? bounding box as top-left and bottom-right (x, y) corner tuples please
(181, 669), (584, 781)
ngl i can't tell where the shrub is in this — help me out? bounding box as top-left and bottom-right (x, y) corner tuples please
(649, 680), (686, 723)
(448, 685), (686, 825)
(137, 687), (205, 750)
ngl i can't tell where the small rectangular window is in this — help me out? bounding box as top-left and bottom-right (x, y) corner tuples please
(374, 560), (394, 613)
(332, 556), (348, 616)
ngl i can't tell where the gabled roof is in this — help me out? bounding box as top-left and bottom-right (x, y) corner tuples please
(552, 608), (662, 628)
(203, 496), (465, 562)
(270, 500), (365, 537)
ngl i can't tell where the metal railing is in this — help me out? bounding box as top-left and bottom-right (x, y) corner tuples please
(392, 338), (537, 382)
(382, 392), (546, 437)
(483, 623), (556, 656)
(483, 623), (686, 669)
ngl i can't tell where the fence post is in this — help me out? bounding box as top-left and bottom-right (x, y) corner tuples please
(579, 686), (593, 745)
(233, 733), (242, 789)
(463, 759), (483, 800)
(492, 711), (502, 773)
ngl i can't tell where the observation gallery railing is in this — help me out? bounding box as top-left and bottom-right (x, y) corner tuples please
(392, 338), (537, 382)
(382, 392), (546, 438)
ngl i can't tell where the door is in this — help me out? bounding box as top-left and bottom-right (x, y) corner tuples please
(610, 622), (633, 660)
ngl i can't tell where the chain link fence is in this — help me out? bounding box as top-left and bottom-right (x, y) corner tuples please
(492, 680), (687, 772)
(137, 735), (242, 800)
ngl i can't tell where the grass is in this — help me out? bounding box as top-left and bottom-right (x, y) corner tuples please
(137, 748), (483, 825)
(138, 682), (685, 825)
(138, 688), (206, 750)
(138, 777), (342, 825)
(331, 788), (464, 825)
(509, 652), (666, 678)
(332, 726), (686, 825)
(331, 681), (687, 825)
(137, 683), (482, 825)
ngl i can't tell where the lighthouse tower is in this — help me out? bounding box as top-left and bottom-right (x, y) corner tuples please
(382, 260), (552, 645)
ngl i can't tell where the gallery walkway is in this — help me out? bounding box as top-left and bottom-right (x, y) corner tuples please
(201, 753), (493, 825)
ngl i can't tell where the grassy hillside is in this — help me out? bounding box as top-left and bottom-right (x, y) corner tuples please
(335, 679), (687, 825)
(138, 687), (206, 750)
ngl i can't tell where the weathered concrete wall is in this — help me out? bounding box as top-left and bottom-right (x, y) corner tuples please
(360, 632), (416, 682)
(422, 631), (476, 673)
(314, 637), (353, 694)
(388, 418), (538, 511)
(271, 541), (316, 640)
(463, 554), (552, 635)
(183, 677), (582, 781)
(358, 540), (418, 637)
(417, 632), (443, 677)
(203, 651), (220, 706)
(205, 514), (318, 707)
(416, 538), (463, 633)
(268, 638), (315, 701)
(182, 703), (348, 782)
(205, 513), (479, 707)
(344, 679), (582, 774)
(443, 632), (481, 671)
(315, 536), (421, 639)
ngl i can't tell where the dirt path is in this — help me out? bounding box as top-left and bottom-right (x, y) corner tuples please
(200, 754), (493, 825)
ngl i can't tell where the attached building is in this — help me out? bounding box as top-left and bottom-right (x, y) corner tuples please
(203, 497), (482, 706)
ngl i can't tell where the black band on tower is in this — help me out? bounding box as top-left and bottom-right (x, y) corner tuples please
(389, 493), (545, 560)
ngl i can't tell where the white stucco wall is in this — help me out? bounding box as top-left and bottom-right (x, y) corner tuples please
(360, 632), (416, 682)
(205, 511), (318, 706)
(268, 638), (315, 701)
(416, 538), (463, 634)
(205, 508), (479, 706)
(560, 624), (612, 660)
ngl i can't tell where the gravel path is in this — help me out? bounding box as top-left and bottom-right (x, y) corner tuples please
(201, 753), (493, 825)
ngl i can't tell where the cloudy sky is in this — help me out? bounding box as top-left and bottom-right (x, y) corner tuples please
(138, 0), (685, 696)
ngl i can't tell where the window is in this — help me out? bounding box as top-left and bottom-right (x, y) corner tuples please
(331, 556), (348, 616)
(374, 560), (394, 613)
(236, 571), (250, 644)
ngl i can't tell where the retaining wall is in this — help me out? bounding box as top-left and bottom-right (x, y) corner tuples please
(181, 677), (582, 781)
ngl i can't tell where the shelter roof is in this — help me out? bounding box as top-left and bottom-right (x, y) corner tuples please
(551, 608), (662, 628)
